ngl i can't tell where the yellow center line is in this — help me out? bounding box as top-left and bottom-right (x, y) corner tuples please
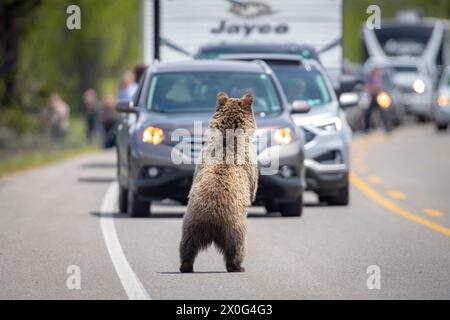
(350, 173), (450, 237)
(368, 175), (382, 184)
(388, 191), (407, 200)
(354, 164), (369, 174)
(423, 208), (444, 217)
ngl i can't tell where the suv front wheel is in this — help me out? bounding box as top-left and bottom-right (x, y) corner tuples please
(118, 186), (128, 213)
(319, 182), (349, 206)
(279, 196), (303, 217)
(127, 190), (151, 217)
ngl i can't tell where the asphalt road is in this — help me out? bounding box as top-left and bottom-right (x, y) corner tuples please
(1, 123), (449, 299)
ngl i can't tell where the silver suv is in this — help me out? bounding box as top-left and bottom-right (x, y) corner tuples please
(275, 59), (353, 205)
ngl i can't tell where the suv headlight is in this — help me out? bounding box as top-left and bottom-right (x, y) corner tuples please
(312, 117), (342, 132)
(437, 95), (450, 107)
(413, 79), (425, 94)
(142, 126), (164, 145)
(273, 127), (293, 145)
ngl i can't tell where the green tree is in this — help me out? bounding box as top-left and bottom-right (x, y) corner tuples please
(0, 0), (41, 107)
(17, 0), (141, 113)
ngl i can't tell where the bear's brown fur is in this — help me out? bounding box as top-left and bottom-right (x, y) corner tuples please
(179, 92), (258, 273)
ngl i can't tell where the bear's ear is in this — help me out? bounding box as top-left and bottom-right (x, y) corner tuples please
(217, 91), (229, 107)
(241, 92), (254, 109)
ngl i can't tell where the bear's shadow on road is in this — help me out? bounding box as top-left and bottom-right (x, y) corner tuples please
(90, 212), (185, 219)
(91, 212), (278, 219)
(157, 271), (228, 274)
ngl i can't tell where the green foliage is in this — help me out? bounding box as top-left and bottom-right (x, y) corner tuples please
(13, 0), (141, 116)
(0, 116), (99, 177)
(0, 0), (141, 162)
(0, 0), (42, 107)
(0, 107), (40, 136)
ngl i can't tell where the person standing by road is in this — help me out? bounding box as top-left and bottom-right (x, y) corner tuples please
(117, 71), (138, 101)
(82, 88), (99, 141)
(47, 93), (70, 141)
(364, 66), (387, 131)
(99, 95), (118, 149)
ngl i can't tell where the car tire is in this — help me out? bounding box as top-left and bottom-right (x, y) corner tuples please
(279, 196), (303, 217)
(118, 186), (128, 214)
(319, 183), (349, 206)
(436, 123), (448, 131)
(416, 115), (427, 123)
(264, 200), (279, 213)
(127, 190), (151, 217)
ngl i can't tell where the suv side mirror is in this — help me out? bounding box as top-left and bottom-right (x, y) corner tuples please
(339, 92), (359, 108)
(115, 100), (139, 114)
(291, 100), (311, 114)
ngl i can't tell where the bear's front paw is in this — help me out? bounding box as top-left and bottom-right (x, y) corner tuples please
(180, 262), (193, 273)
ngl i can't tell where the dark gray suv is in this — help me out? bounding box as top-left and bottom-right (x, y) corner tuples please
(115, 60), (307, 217)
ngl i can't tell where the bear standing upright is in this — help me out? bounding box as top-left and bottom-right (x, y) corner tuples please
(179, 92), (258, 273)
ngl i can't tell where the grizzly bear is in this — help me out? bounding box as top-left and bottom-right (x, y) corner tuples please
(179, 92), (258, 273)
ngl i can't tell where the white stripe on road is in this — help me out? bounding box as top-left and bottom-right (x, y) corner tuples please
(100, 183), (151, 300)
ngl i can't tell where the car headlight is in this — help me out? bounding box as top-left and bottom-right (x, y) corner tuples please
(274, 127), (293, 145)
(413, 79), (425, 94)
(312, 117), (342, 132)
(437, 95), (450, 108)
(142, 126), (164, 145)
(377, 91), (392, 109)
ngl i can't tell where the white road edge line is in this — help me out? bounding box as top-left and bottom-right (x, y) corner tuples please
(100, 182), (151, 300)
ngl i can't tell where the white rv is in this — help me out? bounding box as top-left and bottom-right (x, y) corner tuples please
(141, 0), (343, 85)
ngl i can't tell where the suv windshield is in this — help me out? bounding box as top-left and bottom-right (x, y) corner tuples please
(271, 66), (332, 107)
(147, 72), (281, 114)
(445, 71), (450, 86)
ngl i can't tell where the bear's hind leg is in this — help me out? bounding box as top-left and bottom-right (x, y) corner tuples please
(222, 226), (246, 272)
(179, 220), (212, 273)
(179, 231), (201, 273)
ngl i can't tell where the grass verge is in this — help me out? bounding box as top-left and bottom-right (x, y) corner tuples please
(0, 117), (100, 178)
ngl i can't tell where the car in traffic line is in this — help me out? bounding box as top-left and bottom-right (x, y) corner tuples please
(276, 59), (354, 205)
(376, 57), (434, 122)
(115, 60), (309, 217)
(362, 59), (407, 129)
(433, 65), (450, 131)
(217, 53), (354, 205)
